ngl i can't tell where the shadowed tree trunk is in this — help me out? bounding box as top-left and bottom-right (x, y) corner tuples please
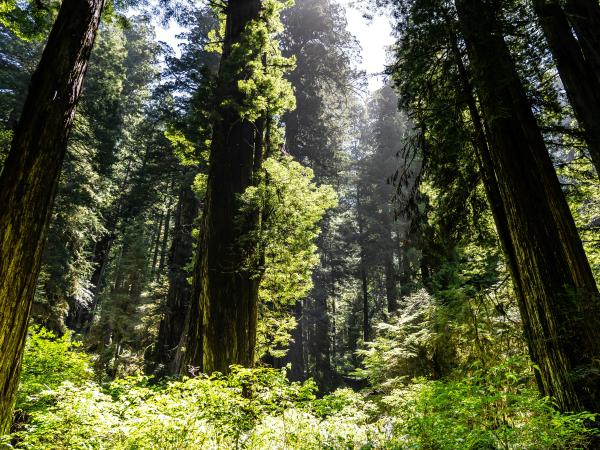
(151, 211), (164, 274)
(533, 0), (600, 175)
(564, 0), (600, 85)
(147, 175), (199, 376)
(285, 300), (306, 381)
(179, 0), (264, 375)
(455, 0), (600, 413)
(0, 0), (105, 434)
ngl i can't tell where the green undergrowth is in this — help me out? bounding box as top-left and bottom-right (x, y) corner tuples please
(1, 328), (595, 449)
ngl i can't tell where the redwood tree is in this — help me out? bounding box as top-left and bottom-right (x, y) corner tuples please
(533, 0), (600, 175)
(179, 0), (294, 374)
(455, 0), (600, 413)
(0, 0), (105, 434)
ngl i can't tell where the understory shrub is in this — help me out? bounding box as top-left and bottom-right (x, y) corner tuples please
(2, 328), (594, 449)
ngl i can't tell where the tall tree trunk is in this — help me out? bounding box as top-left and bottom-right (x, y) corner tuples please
(151, 211), (164, 275)
(157, 204), (172, 278)
(455, 0), (600, 413)
(533, 0), (600, 175)
(180, 0), (264, 374)
(356, 186), (369, 341)
(147, 175), (198, 376)
(449, 31), (542, 387)
(564, 0), (600, 85)
(0, 0), (104, 434)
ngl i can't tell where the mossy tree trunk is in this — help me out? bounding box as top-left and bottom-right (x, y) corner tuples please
(180, 0), (264, 375)
(0, 0), (104, 434)
(455, 0), (600, 413)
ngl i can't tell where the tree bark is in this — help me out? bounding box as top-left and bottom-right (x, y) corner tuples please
(455, 0), (600, 413)
(450, 31), (542, 387)
(533, 0), (600, 175)
(564, 0), (600, 85)
(0, 0), (104, 434)
(147, 175), (198, 376)
(180, 0), (264, 374)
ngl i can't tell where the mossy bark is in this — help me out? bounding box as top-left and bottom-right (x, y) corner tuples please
(0, 0), (104, 434)
(180, 0), (264, 375)
(455, 0), (600, 413)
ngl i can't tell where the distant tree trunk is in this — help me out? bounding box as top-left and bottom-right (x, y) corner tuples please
(383, 212), (398, 313)
(533, 0), (600, 175)
(285, 300), (305, 381)
(157, 204), (172, 278)
(180, 0), (264, 374)
(456, 0), (600, 413)
(147, 175), (198, 376)
(312, 287), (333, 389)
(66, 226), (115, 332)
(0, 0), (104, 434)
(356, 186), (369, 341)
(151, 211), (164, 274)
(384, 253), (397, 314)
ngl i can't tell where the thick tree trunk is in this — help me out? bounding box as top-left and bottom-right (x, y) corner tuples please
(455, 0), (600, 413)
(533, 0), (600, 175)
(450, 32), (541, 386)
(180, 0), (264, 374)
(147, 175), (198, 376)
(0, 0), (104, 434)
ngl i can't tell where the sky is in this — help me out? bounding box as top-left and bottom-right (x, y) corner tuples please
(339, 0), (395, 91)
(154, 1), (395, 92)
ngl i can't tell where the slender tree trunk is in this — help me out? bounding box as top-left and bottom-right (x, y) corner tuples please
(180, 0), (264, 374)
(312, 286), (333, 388)
(384, 253), (397, 314)
(533, 0), (600, 175)
(148, 175), (198, 376)
(455, 0), (600, 413)
(0, 0), (104, 434)
(383, 212), (398, 313)
(157, 204), (172, 278)
(151, 211), (164, 274)
(356, 186), (369, 341)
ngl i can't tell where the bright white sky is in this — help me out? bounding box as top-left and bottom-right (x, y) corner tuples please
(154, 1), (395, 91)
